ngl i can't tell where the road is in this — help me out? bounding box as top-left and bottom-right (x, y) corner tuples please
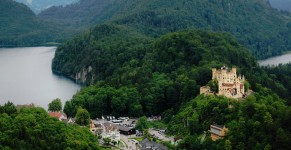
(120, 134), (138, 150)
(148, 128), (174, 143)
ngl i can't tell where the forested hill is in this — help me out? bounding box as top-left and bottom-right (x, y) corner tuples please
(15, 0), (78, 13)
(0, 0), (65, 47)
(0, 102), (100, 149)
(53, 27), (291, 149)
(43, 0), (291, 59)
(57, 29), (291, 149)
(56, 28), (258, 118)
(39, 0), (115, 30)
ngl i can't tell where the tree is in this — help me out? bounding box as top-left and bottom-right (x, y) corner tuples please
(135, 116), (149, 131)
(75, 108), (90, 126)
(207, 79), (218, 93)
(0, 101), (17, 115)
(48, 98), (62, 112)
(244, 80), (250, 92)
(225, 140), (232, 150)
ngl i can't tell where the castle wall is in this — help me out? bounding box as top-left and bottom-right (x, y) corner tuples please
(212, 66), (245, 99)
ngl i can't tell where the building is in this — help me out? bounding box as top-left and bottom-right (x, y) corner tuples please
(48, 112), (67, 121)
(89, 121), (102, 135)
(102, 123), (120, 143)
(16, 103), (35, 110)
(209, 124), (228, 141)
(137, 138), (168, 150)
(200, 86), (213, 95)
(118, 126), (136, 135)
(201, 66), (246, 99)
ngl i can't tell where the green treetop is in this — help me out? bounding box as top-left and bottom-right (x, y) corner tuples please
(48, 98), (62, 112)
(135, 116), (149, 131)
(75, 108), (90, 126)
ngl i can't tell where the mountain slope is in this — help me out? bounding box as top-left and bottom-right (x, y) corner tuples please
(269, 0), (291, 12)
(0, 0), (61, 47)
(55, 25), (291, 150)
(58, 28), (257, 118)
(39, 0), (116, 29)
(110, 0), (291, 59)
(44, 0), (291, 59)
(15, 0), (78, 13)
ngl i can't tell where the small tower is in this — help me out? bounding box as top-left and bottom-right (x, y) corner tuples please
(212, 68), (217, 80)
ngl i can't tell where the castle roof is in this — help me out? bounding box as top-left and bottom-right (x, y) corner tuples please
(222, 83), (234, 86)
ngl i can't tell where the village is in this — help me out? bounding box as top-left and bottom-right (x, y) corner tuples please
(44, 66), (250, 149)
(47, 112), (173, 150)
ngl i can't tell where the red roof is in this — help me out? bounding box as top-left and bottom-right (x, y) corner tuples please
(49, 112), (64, 119)
(222, 83), (234, 86)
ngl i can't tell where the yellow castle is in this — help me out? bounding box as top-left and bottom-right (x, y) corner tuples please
(201, 66), (246, 99)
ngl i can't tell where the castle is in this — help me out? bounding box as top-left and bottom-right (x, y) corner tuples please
(200, 66), (246, 99)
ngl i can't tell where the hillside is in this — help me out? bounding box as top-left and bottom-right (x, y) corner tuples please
(15, 0), (78, 13)
(57, 28), (257, 118)
(39, 0), (116, 29)
(0, 0), (62, 47)
(43, 0), (291, 59)
(168, 90), (290, 149)
(269, 0), (291, 12)
(0, 102), (100, 149)
(58, 29), (291, 149)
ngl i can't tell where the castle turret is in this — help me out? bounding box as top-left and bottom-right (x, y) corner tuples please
(212, 68), (217, 80)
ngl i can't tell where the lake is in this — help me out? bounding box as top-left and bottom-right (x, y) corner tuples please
(0, 47), (81, 110)
(258, 53), (291, 66)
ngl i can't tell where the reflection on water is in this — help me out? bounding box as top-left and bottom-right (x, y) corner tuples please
(258, 53), (291, 66)
(0, 47), (82, 109)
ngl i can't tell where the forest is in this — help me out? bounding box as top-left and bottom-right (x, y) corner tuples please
(2, 0), (291, 59)
(58, 28), (256, 117)
(0, 102), (100, 150)
(2, 0), (291, 149)
(168, 86), (290, 149)
(57, 29), (291, 149)
(43, 0), (291, 59)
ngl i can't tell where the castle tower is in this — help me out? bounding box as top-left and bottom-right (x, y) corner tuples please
(212, 68), (217, 80)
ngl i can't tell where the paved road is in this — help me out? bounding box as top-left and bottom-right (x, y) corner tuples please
(148, 128), (174, 143)
(120, 134), (138, 150)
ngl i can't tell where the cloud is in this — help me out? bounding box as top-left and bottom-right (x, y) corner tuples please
(26, 0), (33, 4)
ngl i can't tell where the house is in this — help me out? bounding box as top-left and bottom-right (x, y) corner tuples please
(48, 112), (67, 121)
(102, 122), (120, 143)
(209, 124), (228, 141)
(118, 126), (136, 135)
(89, 121), (102, 135)
(137, 138), (168, 150)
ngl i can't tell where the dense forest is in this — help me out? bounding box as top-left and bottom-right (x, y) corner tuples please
(39, 0), (115, 29)
(15, 0), (78, 13)
(0, 102), (100, 149)
(168, 87), (291, 149)
(56, 28), (251, 117)
(44, 0), (291, 59)
(0, 0), (80, 47)
(2, 0), (291, 149)
(2, 0), (291, 59)
(56, 29), (291, 149)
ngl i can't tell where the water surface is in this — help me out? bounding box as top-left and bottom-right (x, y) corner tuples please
(0, 47), (81, 109)
(258, 53), (291, 66)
